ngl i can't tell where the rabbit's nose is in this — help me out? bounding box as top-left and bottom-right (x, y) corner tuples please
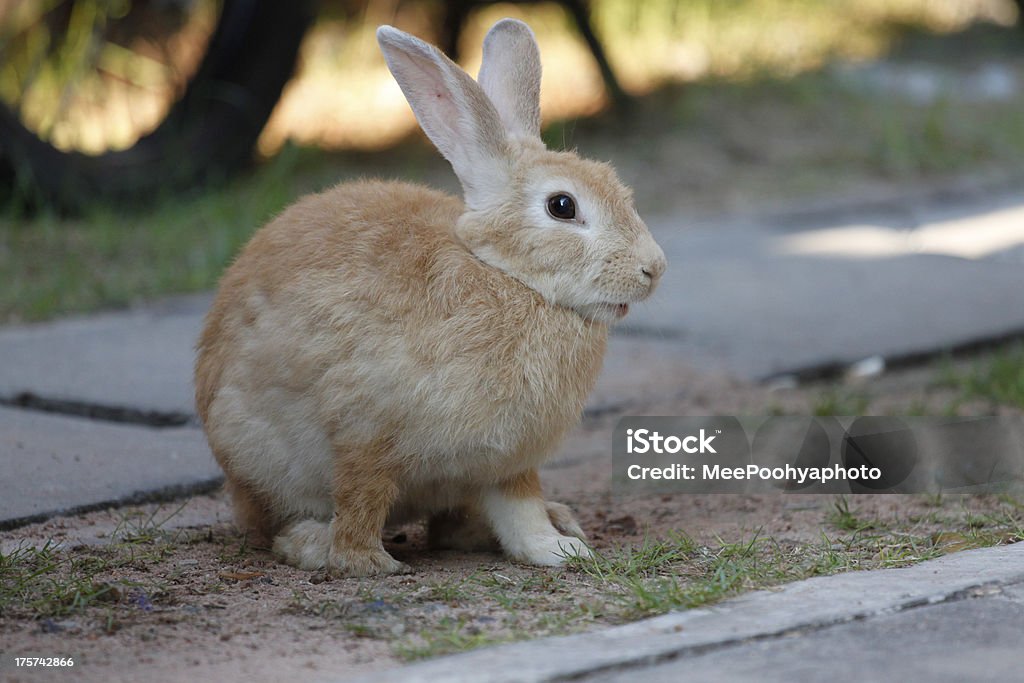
(639, 244), (667, 290)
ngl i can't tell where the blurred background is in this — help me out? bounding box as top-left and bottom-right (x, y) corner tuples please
(1, 0), (1023, 323)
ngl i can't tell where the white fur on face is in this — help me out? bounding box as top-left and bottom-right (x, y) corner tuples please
(500, 172), (665, 323)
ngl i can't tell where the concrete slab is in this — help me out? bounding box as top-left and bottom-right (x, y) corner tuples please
(628, 189), (1024, 379)
(0, 294), (209, 419)
(344, 542), (1024, 683)
(589, 592), (1024, 683)
(0, 406), (221, 529)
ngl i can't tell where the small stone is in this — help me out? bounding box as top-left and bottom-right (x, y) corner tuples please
(93, 582), (123, 603)
(38, 619), (63, 634)
(845, 355), (885, 381)
(766, 374), (799, 391)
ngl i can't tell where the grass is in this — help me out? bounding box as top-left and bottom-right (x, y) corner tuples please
(393, 617), (514, 661)
(811, 388), (871, 416)
(0, 541), (165, 623)
(0, 503), (187, 623)
(826, 497), (880, 532)
(937, 343), (1024, 410)
(0, 144), (328, 323)
(800, 337), (1024, 419)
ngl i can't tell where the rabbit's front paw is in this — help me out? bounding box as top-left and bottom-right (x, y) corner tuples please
(512, 533), (591, 566)
(273, 519), (331, 570)
(328, 547), (411, 577)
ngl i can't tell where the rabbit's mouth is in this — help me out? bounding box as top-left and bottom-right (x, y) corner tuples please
(609, 303), (629, 318)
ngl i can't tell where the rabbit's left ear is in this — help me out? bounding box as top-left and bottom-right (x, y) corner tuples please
(477, 19), (542, 143)
(378, 25), (512, 208)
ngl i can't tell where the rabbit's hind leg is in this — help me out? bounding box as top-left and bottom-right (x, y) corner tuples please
(273, 518), (332, 570)
(223, 477), (279, 548)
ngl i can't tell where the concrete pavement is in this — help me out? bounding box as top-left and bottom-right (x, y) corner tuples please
(0, 406), (221, 530)
(628, 186), (1024, 379)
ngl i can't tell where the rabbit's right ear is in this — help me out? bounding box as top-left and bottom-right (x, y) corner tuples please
(377, 26), (511, 209)
(477, 19), (542, 143)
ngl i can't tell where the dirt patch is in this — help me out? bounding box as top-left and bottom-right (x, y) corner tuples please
(3, 357), (1022, 682)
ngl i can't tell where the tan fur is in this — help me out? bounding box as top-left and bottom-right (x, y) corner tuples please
(194, 20), (665, 575)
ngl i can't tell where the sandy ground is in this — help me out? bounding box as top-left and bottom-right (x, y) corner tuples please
(2, 358), (1020, 683)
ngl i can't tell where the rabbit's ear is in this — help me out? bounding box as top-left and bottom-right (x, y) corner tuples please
(377, 25), (510, 207)
(477, 19), (542, 142)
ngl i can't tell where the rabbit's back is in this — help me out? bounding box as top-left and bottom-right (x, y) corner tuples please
(195, 180), (606, 520)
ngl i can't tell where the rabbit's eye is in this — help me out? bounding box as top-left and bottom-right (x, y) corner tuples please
(546, 193), (576, 221)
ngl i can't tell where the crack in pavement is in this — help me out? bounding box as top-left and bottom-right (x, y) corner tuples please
(0, 392), (194, 428)
(0, 476), (224, 532)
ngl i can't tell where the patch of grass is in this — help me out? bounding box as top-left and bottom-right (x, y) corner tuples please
(569, 532), (782, 619)
(566, 498), (1024, 624)
(394, 615), (514, 661)
(0, 144), (334, 323)
(871, 533), (945, 567)
(426, 575), (474, 605)
(5, 496), (1023, 663)
(811, 388), (871, 416)
(112, 500), (190, 545)
(571, 532), (696, 581)
(0, 503), (192, 621)
(827, 497), (882, 532)
(390, 500), (1024, 660)
(0, 542), (157, 620)
(937, 343), (1024, 409)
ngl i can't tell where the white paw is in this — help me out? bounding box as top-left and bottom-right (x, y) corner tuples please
(273, 519), (331, 570)
(509, 533), (592, 566)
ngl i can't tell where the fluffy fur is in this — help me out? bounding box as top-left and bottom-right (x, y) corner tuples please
(194, 19), (666, 576)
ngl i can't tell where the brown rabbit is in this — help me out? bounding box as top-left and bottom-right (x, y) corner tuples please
(194, 19), (666, 576)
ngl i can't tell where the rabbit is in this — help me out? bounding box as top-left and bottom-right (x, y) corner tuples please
(194, 18), (667, 577)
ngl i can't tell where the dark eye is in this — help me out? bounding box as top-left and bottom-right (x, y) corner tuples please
(546, 193), (576, 221)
